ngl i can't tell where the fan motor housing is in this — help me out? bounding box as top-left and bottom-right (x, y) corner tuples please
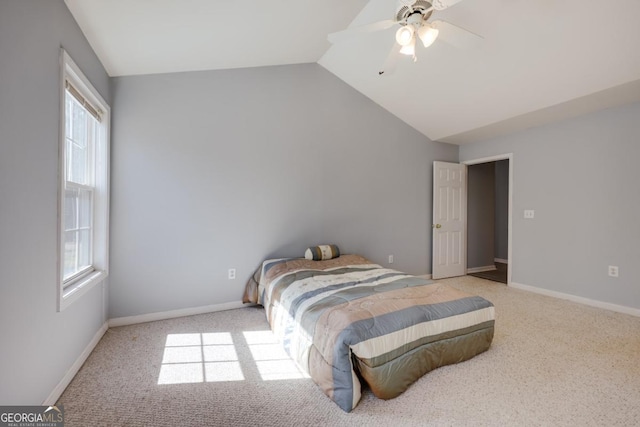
(396, 0), (434, 22)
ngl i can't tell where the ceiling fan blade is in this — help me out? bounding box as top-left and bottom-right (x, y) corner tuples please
(378, 43), (402, 76)
(431, 19), (483, 49)
(431, 0), (466, 10)
(328, 19), (398, 44)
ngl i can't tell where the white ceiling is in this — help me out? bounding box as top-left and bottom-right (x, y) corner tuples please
(64, 0), (369, 75)
(66, 0), (640, 144)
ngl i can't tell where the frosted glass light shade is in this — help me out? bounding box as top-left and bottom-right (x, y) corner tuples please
(399, 38), (416, 56)
(395, 26), (415, 46)
(418, 25), (439, 48)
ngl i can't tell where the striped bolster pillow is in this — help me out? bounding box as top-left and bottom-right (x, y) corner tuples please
(305, 244), (340, 261)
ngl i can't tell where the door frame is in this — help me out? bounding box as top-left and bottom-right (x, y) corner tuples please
(462, 153), (513, 285)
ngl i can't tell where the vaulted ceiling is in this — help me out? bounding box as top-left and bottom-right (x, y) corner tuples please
(65, 0), (640, 144)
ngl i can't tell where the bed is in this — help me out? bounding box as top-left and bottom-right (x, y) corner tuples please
(243, 254), (495, 412)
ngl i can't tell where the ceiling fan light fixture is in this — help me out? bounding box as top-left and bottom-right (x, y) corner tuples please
(418, 24), (439, 48)
(399, 37), (416, 56)
(395, 26), (415, 46)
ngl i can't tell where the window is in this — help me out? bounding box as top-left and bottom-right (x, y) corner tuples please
(58, 49), (110, 311)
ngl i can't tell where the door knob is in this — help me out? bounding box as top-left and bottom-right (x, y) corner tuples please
(432, 224), (442, 229)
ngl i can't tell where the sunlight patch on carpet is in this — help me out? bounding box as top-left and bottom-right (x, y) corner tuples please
(157, 330), (307, 385)
(158, 332), (244, 384)
(243, 331), (308, 381)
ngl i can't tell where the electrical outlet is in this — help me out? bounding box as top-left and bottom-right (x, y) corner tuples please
(524, 210), (535, 219)
(608, 266), (619, 278)
(388, 255), (394, 264)
(228, 268), (236, 280)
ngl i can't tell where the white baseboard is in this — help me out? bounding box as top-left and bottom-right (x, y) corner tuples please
(494, 258), (509, 264)
(466, 265), (497, 274)
(43, 322), (108, 405)
(108, 301), (249, 328)
(509, 282), (640, 318)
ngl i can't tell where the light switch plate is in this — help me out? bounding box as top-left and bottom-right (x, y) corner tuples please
(524, 210), (535, 219)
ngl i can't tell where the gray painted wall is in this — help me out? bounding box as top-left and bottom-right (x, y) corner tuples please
(0, 0), (110, 404)
(467, 163), (495, 268)
(460, 101), (640, 310)
(494, 159), (509, 261)
(109, 64), (458, 318)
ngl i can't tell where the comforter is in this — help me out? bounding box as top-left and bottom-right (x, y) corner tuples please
(243, 254), (495, 412)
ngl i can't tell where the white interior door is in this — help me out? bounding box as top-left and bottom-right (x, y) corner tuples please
(432, 161), (467, 279)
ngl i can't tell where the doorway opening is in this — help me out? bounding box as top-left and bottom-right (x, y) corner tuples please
(463, 154), (512, 285)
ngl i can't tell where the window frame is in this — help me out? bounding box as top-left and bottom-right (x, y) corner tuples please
(58, 49), (110, 312)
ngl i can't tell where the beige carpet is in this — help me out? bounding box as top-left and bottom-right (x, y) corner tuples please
(57, 276), (640, 426)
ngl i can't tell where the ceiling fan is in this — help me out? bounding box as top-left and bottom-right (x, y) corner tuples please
(327, 0), (482, 75)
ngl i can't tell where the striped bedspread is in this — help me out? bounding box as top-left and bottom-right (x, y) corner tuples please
(246, 254), (495, 412)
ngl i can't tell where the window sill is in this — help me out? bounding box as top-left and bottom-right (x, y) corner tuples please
(59, 270), (107, 312)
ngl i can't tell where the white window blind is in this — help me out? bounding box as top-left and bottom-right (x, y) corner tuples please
(65, 79), (103, 122)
